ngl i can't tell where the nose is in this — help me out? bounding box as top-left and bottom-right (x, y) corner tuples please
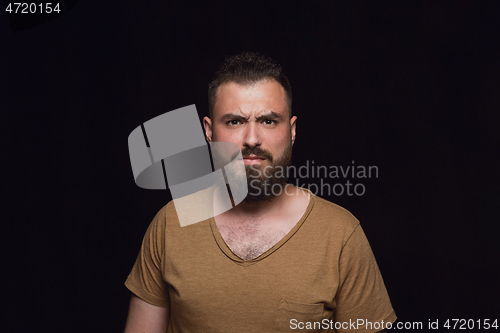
(243, 121), (261, 148)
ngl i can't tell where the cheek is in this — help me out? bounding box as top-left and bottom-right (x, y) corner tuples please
(212, 127), (239, 143)
(273, 130), (292, 145)
(211, 125), (226, 141)
(266, 132), (292, 154)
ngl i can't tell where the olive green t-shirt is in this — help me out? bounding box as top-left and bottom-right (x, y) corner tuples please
(125, 190), (396, 332)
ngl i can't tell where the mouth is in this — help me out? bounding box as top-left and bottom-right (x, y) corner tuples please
(243, 155), (266, 164)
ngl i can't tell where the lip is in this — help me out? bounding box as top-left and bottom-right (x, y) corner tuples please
(243, 156), (265, 165)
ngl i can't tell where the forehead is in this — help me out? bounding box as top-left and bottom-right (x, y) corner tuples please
(213, 80), (289, 119)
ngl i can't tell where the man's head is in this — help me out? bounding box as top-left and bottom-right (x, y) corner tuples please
(208, 52), (292, 120)
(203, 52), (297, 204)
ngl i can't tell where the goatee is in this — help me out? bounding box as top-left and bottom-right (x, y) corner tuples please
(243, 141), (292, 204)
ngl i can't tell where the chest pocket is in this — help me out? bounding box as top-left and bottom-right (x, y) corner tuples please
(274, 299), (324, 332)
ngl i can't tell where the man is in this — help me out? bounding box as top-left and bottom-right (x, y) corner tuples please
(124, 52), (396, 332)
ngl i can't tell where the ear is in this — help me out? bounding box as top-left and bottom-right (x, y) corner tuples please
(203, 116), (213, 143)
(290, 116), (297, 146)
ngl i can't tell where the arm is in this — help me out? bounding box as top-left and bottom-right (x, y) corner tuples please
(124, 294), (169, 333)
(336, 223), (397, 332)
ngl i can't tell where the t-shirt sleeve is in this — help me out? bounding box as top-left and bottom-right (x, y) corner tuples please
(125, 207), (169, 308)
(335, 224), (396, 332)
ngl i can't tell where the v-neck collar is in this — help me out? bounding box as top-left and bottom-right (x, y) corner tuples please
(209, 187), (315, 266)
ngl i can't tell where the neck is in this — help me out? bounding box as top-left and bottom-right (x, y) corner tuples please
(214, 183), (296, 219)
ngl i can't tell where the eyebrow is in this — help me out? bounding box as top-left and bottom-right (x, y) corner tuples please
(256, 111), (282, 121)
(220, 111), (282, 122)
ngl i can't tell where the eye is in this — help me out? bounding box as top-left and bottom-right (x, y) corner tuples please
(227, 119), (241, 126)
(262, 119), (276, 125)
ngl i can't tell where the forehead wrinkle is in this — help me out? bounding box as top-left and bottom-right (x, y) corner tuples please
(214, 81), (289, 119)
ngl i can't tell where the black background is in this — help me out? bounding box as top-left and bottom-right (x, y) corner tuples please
(2, 1), (499, 332)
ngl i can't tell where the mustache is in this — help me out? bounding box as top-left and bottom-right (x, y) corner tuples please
(241, 147), (273, 162)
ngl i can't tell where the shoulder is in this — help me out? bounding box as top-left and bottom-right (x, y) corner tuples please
(163, 200), (179, 223)
(150, 200), (211, 231)
(145, 201), (178, 233)
(306, 194), (361, 243)
(309, 194), (360, 229)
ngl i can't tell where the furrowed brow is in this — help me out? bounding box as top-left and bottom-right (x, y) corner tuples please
(220, 113), (249, 123)
(255, 111), (282, 121)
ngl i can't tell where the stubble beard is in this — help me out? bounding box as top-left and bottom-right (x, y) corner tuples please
(211, 131), (293, 205)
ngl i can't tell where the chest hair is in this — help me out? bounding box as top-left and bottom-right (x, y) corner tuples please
(217, 219), (289, 261)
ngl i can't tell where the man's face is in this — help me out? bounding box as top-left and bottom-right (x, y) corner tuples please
(203, 80), (297, 203)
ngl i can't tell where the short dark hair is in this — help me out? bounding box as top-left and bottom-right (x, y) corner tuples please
(208, 52), (292, 119)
